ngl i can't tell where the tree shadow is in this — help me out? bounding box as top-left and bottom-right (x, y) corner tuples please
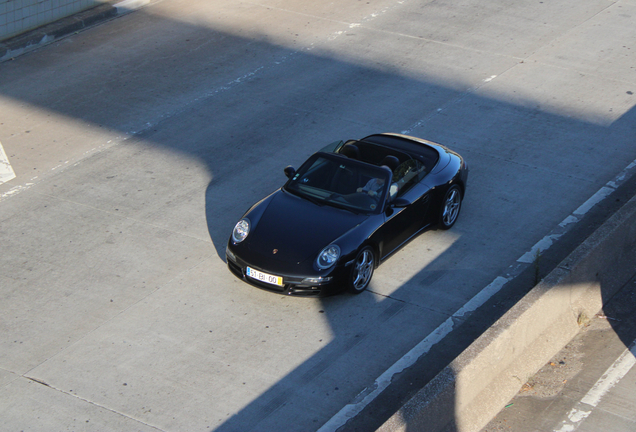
(1, 7), (635, 432)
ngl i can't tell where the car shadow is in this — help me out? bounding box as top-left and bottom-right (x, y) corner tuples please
(213, 101), (636, 432)
(1, 6), (635, 432)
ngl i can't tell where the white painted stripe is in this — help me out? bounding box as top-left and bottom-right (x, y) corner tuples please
(559, 215), (579, 228)
(573, 186), (615, 215)
(0, 140), (16, 185)
(567, 407), (591, 422)
(580, 338), (636, 407)
(554, 338), (636, 432)
(114, 0), (150, 14)
(454, 276), (510, 317)
(517, 234), (561, 264)
(317, 318), (456, 432)
(554, 408), (592, 432)
(319, 276), (514, 431)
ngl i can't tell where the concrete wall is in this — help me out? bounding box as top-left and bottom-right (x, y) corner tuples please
(379, 192), (636, 432)
(0, 0), (104, 41)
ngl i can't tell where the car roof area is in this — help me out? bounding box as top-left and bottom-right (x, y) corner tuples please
(337, 133), (440, 169)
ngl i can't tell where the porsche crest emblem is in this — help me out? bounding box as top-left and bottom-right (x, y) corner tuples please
(273, 249), (278, 254)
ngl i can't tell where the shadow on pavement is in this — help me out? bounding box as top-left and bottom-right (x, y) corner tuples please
(1, 6), (635, 432)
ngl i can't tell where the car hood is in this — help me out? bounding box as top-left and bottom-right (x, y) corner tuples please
(247, 190), (368, 264)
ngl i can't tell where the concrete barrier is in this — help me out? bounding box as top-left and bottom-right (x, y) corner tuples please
(379, 193), (636, 432)
(0, 0), (150, 62)
(0, 2), (116, 62)
(0, 0), (103, 42)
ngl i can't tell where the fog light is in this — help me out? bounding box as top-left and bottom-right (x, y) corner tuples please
(301, 276), (332, 284)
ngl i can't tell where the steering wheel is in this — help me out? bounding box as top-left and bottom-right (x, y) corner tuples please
(347, 192), (377, 209)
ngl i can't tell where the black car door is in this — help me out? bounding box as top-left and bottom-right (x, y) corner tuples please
(378, 183), (431, 258)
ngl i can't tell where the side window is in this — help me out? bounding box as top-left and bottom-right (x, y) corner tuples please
(394, 159), (424, 196)
(320, 140), (345, 153)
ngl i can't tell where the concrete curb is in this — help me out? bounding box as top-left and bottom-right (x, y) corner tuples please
(0, 0), (149, 62)
(378, 193), (636, 432)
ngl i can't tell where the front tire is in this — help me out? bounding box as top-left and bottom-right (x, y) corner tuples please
(438, 185), (462, 229)
(348, 246), (375, 294)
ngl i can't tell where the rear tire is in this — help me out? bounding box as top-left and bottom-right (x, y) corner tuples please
(347, 246), (375, 294)
(438, 185), (462, 229)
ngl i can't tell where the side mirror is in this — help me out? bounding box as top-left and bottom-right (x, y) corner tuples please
(284, 166), (296, 178)
(392, 197), (410, 208)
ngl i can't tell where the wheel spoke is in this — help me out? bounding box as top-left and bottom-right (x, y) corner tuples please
(353, 250), (373, 290)
(442, 189), (460, 226)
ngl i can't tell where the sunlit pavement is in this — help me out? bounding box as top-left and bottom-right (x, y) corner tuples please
(1, 0), (635, 431)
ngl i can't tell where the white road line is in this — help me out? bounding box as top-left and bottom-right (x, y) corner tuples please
(320, 158), (636, 431)
(318, 277), (511, 432)
(517, 234), (561, 264)
(581, 339), (636, 407)
(318, 319), (455, 432)
(0, 140), (16, 185)
(114, 0), (150, 14)
(573, 186), (616, 216)
(518, 162), (636, 265)
(555, 338), (636, 432)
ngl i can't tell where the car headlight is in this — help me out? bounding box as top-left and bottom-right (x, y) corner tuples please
(316, 245), (340, 269)
(232, 218), (250, 243)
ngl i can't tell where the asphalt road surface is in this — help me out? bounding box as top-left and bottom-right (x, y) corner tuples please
(1, 0), (635, 431)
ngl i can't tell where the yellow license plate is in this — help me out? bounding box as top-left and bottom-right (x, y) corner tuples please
(246, 267), (283, 286)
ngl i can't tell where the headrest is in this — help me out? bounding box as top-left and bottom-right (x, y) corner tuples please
(380, 155), (399, 171)
(340, 144), (361, 160)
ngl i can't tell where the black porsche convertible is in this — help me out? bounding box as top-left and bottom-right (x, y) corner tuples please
(226, 133), (468, 296)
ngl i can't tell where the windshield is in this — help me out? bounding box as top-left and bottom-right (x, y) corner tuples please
(284, 153), (391, 214)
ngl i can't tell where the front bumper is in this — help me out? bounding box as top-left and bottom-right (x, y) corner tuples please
(226, 250), (346, 297)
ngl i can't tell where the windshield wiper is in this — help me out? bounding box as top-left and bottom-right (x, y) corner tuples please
(284, 187), (325, 207)
(325, 199), (360, 215)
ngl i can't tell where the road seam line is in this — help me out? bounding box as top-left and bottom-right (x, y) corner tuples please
(21, 374), (167, 431)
